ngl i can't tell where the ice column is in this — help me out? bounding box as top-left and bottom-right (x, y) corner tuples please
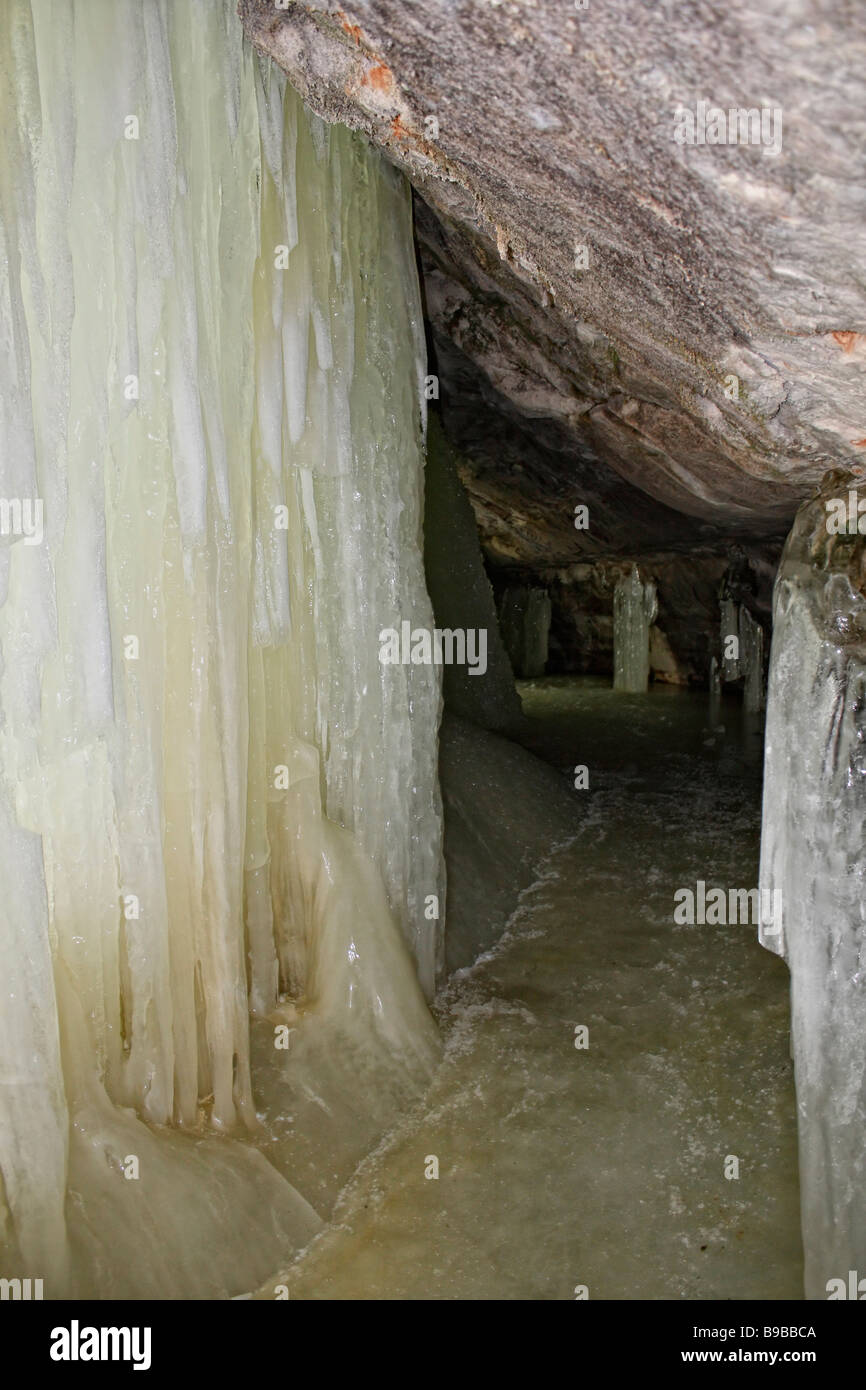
(613, 565), (657, 692)
(759, 470), (866, 1299)
(0, 0), (442, 1297)
(739, 606), (765, 713)
(720, 597), (741, 681)
(499, 585), (551, 679)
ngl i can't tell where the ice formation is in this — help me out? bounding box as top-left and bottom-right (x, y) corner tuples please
(739, 605), (765, 713)
(720, 597), (741, 682)
(0, 0), (442, 1297)
(759, 471), (866, 1299)
(499, 585), (552, 680)
(718, 592), (765, 710)
(612, 565), (657, 692)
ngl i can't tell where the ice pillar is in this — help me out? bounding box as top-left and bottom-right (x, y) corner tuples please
(499, 585), (551, 680)
(759, 470), (866, 1299)
(720, 597), (741, 681)
(613, 565), (657, 692)
(739, 605), (765, 713)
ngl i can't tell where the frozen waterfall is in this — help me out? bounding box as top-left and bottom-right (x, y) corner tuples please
(0, 0), (442, 1298)
(759, 471), (866, 1300)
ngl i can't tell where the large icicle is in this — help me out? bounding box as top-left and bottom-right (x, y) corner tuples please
(759, 470), (866, 1300)
(613, 564), (657, 692)
(0, 0), (442, 1298)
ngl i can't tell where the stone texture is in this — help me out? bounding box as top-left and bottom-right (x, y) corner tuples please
(239, 0), (866, 554)
(423, 416), (524, 733)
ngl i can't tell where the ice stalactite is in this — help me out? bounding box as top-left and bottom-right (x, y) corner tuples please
(739, 606), (765, 713)
(719, 600), (765, 711)
(720, 597), (741, 682)
(613, 565), (657, 692)
(499, 585), (551, 680)
(718, 546), (766, 708)
(0, 0), (442, 1297)
(759, 471), (866, 1299)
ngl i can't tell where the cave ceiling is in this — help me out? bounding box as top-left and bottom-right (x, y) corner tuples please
(239, 0), (866, 567)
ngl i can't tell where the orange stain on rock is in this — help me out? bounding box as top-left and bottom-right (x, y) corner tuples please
(852, 438), (866, 447)
(364, 63), (394, 94)
(390, 114), (414, 141)
(832, 331), (859, 353)
(336, 10), (364, 45)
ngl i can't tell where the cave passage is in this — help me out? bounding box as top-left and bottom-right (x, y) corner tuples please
(256, 679), (802, 1300)
(1, 0), (848, 1311)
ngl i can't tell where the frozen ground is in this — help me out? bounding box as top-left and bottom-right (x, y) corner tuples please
(258, 678), (802, 1300)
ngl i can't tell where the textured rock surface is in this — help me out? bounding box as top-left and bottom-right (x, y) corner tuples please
(423, 415), (523, 732)
(240, 0), (866, 555)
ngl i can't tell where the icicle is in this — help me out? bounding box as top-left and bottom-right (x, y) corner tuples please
(739, 605), (765, 712)
(720, 596), (741, 682)
(759, 470), (866, 1299)
(0, 0), (442, 1297)
(613, 565), (657, 692)
(499, 585), (551, 679)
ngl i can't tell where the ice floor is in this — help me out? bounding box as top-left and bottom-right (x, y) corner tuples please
(258, 678), (802, 1300)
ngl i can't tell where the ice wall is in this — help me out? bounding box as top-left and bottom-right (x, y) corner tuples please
(0, 0), (441, 1297)
(759, 470), (866, 1299)
(613, 565), (657, 692)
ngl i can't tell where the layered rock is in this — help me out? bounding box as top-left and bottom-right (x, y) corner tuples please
(240, 0), (866, 554)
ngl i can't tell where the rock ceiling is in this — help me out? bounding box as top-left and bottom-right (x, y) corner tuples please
(240, 0), (866, 565)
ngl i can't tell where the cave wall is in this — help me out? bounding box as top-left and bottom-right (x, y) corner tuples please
(423, 414), (523, 732)
(238, 1), (865, 676)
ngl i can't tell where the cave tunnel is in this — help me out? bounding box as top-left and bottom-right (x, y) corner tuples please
(1, 0), (865, 1342)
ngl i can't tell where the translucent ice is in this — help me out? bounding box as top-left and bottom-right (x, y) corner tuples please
(759, 471), (866, 1299)
(499, 586), (552, 680)
(0, 0), (442, 1297)
(613, 565), (657, 692)
(739, 605), (765, 713)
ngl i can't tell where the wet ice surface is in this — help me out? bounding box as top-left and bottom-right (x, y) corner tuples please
(259, 678), (802, 1300)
